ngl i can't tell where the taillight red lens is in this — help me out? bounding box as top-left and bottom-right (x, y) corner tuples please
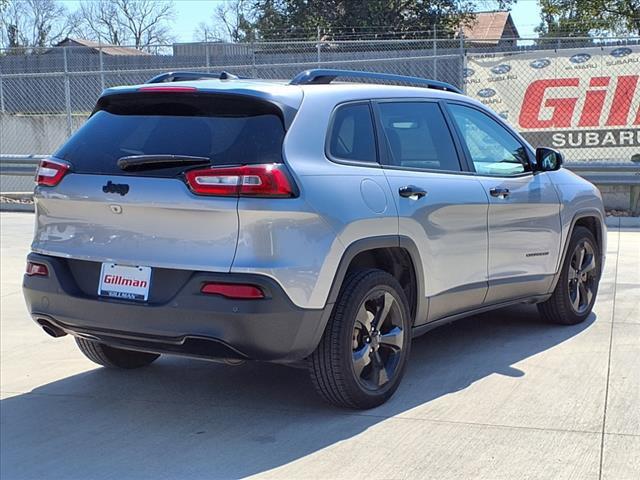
(185, 164), (296, 197)
(201, 282), (264, 299)
(26, 262), (49, 277)
(35, 158), (70, 187)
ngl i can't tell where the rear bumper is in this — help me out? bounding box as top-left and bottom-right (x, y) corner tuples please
(22, 253), (329, 362)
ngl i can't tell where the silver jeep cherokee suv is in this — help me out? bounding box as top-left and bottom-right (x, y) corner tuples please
(23, 69), (606, 409)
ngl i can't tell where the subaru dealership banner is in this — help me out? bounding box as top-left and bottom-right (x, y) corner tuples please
(466, 45), (640, 163)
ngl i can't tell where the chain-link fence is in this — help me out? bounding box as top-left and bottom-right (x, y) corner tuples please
(1, 36), (639, 164)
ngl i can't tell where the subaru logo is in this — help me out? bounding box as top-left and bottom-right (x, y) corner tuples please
(490, 64), (511, 75)
(529, 58), (551, 69)
(477, 88), (496, 98)
(610, 47), (632, 58)
(569, 53), (591, 64)
(463, 68), (475, 78)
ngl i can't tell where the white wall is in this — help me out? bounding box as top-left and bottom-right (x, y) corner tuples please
(0, 114), (87, 155)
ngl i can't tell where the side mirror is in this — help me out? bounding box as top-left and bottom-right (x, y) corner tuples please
(535, 147), (564, 172)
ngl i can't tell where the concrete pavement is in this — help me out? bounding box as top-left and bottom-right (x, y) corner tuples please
(1, 212), (638, 480)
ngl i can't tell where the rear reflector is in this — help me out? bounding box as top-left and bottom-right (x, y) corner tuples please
(26, 262), (49, 277)
(35, 158), (70, 187)
(201, 282), (264, 299)
(137, 86), (198, 93)
(185, 163), (296, 197)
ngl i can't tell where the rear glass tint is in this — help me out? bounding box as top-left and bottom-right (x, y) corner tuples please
(54, 93), (286, 176)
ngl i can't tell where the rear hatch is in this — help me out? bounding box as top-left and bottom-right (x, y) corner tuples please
(32, 89), (291, 274)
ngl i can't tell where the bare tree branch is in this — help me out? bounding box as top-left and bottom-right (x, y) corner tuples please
(194, 21), (225, 42)
(75, 0), (175, 49)
(113, 0), (175, 49)
(74, 0), (126, 45)
(194, 0), (253, 43)
(1, 0), (73, 49)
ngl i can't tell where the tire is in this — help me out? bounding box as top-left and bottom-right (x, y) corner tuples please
(75, 337), (159, 369)
(309, 269), (412, 409)
(538, 226), (601, 325)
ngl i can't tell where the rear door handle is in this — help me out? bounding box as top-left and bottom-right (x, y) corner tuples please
(489, 187), (510, 199)
(399, 186), (427, 199)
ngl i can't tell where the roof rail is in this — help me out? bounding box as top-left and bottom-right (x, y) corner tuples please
(289, 69), (462, 94)
(146, 71), (242, 84)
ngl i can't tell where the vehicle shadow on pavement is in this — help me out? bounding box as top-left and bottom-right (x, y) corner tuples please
(1, 304), (596, 479)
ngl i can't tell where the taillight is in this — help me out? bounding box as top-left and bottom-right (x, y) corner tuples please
(201, 282), (264, 299)
(35, 158), (70, 187)
(184, 164), (296, 197)
(26, 262), (49, 277)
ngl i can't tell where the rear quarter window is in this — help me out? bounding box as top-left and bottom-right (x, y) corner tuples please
(327, 103), (377, 164)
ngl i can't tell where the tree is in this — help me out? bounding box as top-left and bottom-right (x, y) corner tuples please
(194, 21), (221, 43)
(75, 0), (175, 49)
(1, 0), (74, 49)
(536, 0), (640, 37)
(536, 0), (601, 37)
(597, 0), (640, 35)
(194, 0), (255, 42)
(246, 0), (503, 40)
(75, 0), (127, 46)
(0, 0), (8, 21)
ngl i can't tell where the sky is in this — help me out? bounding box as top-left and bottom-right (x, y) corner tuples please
(62, 0), (544, 43)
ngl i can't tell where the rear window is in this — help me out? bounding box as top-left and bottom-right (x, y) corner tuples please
(55, 93), (286, 176)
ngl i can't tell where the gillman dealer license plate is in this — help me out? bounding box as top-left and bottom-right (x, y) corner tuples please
(98, 263), (151, 301)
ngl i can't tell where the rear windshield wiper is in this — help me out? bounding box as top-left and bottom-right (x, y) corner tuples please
(117, 155), (211, 171)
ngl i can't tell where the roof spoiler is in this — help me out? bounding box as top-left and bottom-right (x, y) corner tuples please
(289, 69), (462, 94)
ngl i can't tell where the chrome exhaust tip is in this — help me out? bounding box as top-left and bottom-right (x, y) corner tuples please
(37, 319), (67, 338)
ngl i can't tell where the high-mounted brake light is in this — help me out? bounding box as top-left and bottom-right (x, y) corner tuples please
(26, 262), (49, 277)
(137, 86), (198, 93)
(201, 282), (264, 299)
(35, 158), (70, 187)
(185, 164), (296, 197)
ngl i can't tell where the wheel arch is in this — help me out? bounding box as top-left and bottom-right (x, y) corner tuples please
(325, 236), (427, 326)
(549, 209), (605, 293)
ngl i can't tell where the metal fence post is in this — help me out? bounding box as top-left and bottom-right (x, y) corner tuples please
(0, 56), (4, 114)
(204, 34), (210, 72)
(251, 39), (257, 77)
(0, 73), (4, 113)
(459, 30), (466, 93)
(433, 27), (438, 80)
(62, 47), (73, 136)
(317, 26), (321, 66)
(98, 46), (105, 91)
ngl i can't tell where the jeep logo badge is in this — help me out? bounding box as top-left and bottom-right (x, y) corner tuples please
(103, 181), (129, 196)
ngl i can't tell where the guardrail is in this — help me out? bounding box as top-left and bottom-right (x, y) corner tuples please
(3, 155), (639, 183)
(1, 155), (638, 214)
(565, 162), (640, 186)
(0, 154), (44, 177)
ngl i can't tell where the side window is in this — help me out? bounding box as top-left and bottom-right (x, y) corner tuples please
(448, 104), (529, 176)
(377, 102), (461, 172)
(328, 103), (377, 163)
